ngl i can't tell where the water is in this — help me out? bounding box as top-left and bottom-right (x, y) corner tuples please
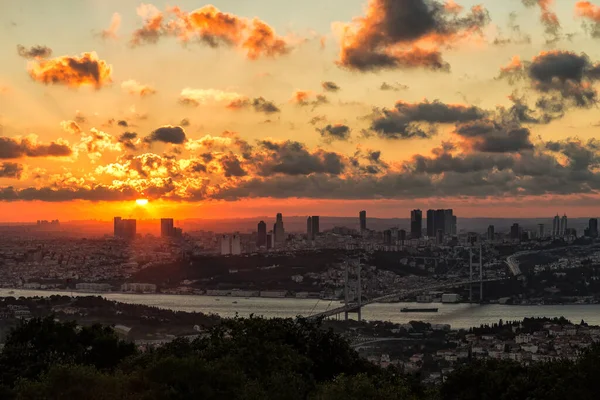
(1, 289), (598, 329)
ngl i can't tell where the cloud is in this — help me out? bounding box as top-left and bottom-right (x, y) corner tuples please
(368, 99), (487, 139)
(318, 124), (351, 142)
(101, 12), (121, 39)
(179, 88), (244, 107)
(16, 45), (52, 59)
(144, 125), (187, 145)
(0, 136), (72, 159)
(321, 81), (341, 92)
(498, 50), (600, 107)
(118, 132), (138, 150)
(121, 79), (156, 97)
(454, 120), (534, 153)
(0, 162), (23, 179)
(334, 0), (489, 72)
(576, 1), (600, 38)
(291, 90), (329, 108)
(60, 120), (82, 135)
(130, 4), (292, 59)
(380, 82), (409, 91)
(220, 153), (247, 177)
(0, 186), (141, 202)
(180, 118), (190, 126)
(226, 96), (281, 114)
(254, 140), (346, 176)
(492, 11), (532, 46)
(27, 52), (113, 89)
(521, 0), (560, 42)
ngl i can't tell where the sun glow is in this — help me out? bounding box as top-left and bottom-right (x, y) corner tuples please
(136, 199), (149, 206)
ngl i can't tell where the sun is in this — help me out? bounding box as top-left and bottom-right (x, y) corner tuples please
(136, 199), (149, 206)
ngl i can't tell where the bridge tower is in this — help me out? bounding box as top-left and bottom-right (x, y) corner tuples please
(344, 259), (362, 321)
(468, 245), (484, 303)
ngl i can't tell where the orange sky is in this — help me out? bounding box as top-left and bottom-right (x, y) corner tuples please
(2, 0), (600, 221)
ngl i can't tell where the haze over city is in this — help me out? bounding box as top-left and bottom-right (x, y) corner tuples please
(2, 0), (600, 221)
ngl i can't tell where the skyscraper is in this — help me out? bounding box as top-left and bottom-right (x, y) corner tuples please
(487, 225), (495, 241)
(231, 234), (241, 255)
(511, 223), (520, 240)
(161, 218), (174, 238)
(274, 213), (285, 244)
(444, 209), (454, 235)
(220, 235), (231, 255)
(560, 214), (567, 236)
(383, 230), (392, 245)
(426, 210), (436, 237)
(359, 210), (367, 232)
(552, 214), (560, 237)
(434, 210), (445, 237)
(411, 209), (422, 239)
(311, 216), (320, 239)
(451, 215), (457, 236)
(257, 221), (267, 247)
(589, 218), (598, 238)
(538, 224), (545, 238)
(113, 217), (122, 238)
(121, 219), (137, 240)
(306, 217), (312, 239)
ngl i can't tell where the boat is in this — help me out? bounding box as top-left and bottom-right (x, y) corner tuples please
(401, 307), (439, 313)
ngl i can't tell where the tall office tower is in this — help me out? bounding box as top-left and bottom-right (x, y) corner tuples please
(411, 209), (422, 239)
(274, 213), (285, 244)
(257, 221), (267, 247)
(231, 234), (241, 255)
(113, 217), (123, 237)
(434, 210), (446, 237)
(383, 230), (392, 245)
(452, 215), (457, 235)
(443, 209), (454, 235)
(436, 229), (444, 245)
(589, 218), (598, 238)
(306, 217), (312, 239)
(399, 229), (407, 243)
(359, 210), (367, 232)
(311, 216), (320, 239)
(510, 223), (520, 240)
(161, 218), (174, 238)
(538, 224), (545, 238)
(487, 225), (495, 241)
(426, 209), (436, 237)
(121, 219), (137, 240)
(552, 214), (560, 237)
(560, 214), (568, 236)
(266, 233), (274, 249)
(220, 235), (231, 255)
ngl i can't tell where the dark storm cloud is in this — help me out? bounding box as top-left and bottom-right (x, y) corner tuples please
(0, 162), (23, 179)
(16, 44), (53, 59)
(220, 154), (248, 177)
(455, 120), (534, 153)
(318, 124), (351, 141)
(411, 147), (515, 174)
(255, 140), (346, 176)
(321, 81), (341, 92)
(118, 132), (138, 150)
(227, 97), (280, 114)
(368, 100), (487, 139)
(144, 125), (187, 145)
(180, 118), (190, 126)
(545, 138), (600, 171)
(337, 0), (490, 71)
(117, 120), (128, 127)
(0, 185), (140, 202)
(0, 137), (72, 159)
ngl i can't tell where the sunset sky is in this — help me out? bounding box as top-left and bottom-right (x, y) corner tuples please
(2, 0), (600, 221)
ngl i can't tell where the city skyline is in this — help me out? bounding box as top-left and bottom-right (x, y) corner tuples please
(3, 1), (600, 221)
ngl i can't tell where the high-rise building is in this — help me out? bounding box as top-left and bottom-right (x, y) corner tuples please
(257, 221), (267, 247)
(220, 235), (231, 255)
(311, 216), (320, 239)
(487, 225), (495, 241)
(383, 230), (392, 245)
(113, 217), (122, 237)
(359, 210), (367, 232)
(274, 213), (285, 244)
(510, 223), (520, 240)
(161, 218), (174, 238)
(306, 217), (312, 239)
(444, 209), (454, 235)
(231, 234), (241, 255)
(436, 229), (444, 245)
(426, 210), (436, 237)
(589, 218), (598, 238)
(560, 214), (568, 236)
(121, 219), (137, 240)
(434, 210), (445, 237)
(538, 224), (545, 238)
(411, 209), (422, 239)
(552, 214), (560, 237)
(399, 229), (407, 243)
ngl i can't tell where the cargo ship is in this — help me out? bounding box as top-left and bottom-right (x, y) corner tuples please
(400, 307), (439, 313)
